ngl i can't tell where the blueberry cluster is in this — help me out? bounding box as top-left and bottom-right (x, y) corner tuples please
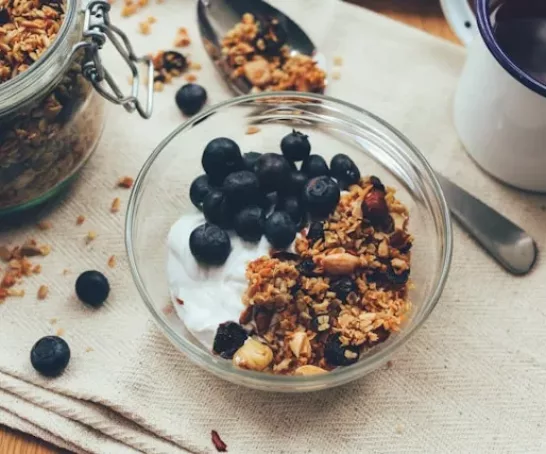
(188, 130), (362, 266)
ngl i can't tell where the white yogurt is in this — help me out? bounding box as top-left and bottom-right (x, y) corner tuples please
(167, 212), (271, 350)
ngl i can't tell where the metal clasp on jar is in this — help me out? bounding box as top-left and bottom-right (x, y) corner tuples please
(70, 0), (154, 118)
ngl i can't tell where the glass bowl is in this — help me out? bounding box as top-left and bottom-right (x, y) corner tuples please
(126, 92), (452, 392)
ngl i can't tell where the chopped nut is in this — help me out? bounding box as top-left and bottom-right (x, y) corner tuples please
(56, 328), (65, 336)
(86, 231), (97, 244)
(49, 318), (58, 325)
(233, 338), (273, 371)
(7, 288), (25, 297)
(391, 258), (409, 272)
(174, 27), (191, 47)
(294, 365), (328, 376)
(333, 56), (343, 66)
(118, 176), (134, 189)
(37, 285), (49, 300)
(138, 21), (151, 35)
(245, 126), (261, 135)
(243, 59), (271, 87)
(377, 238), (389, 258)
(184, 74), (197, 83)
(154, 81), (164, 92)
(33, 264), (42, 274)
(76, 215), (86, 225)
(111, 197), (121, 213)
(39, 245), (51, 256)
(85, 347), (94, 353)
(147, 16), (156, 24)
(37, 220), (52, 230)
(289, 332), (311, 358)
(320, 253), (360, 275)
(107, 255), (116, 268)
(189, 62), (202, 71)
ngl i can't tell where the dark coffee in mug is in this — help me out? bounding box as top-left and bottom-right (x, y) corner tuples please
(493, 0), (546, 84)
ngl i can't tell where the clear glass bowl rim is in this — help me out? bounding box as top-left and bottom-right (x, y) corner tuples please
(125, 91), (453, 391)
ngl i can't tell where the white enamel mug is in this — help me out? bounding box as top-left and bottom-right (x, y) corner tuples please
(441, 0), (546, 192)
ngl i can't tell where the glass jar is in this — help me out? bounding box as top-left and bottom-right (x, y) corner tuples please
(0, 0), (153, 215)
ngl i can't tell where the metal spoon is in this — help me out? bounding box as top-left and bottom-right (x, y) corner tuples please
(197, 0), (327, 95)
(197, 0), (538, 275)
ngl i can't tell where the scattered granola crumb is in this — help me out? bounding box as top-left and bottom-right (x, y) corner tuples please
(386, 360), (394, 370)
(395, 424), (405, 434)
(147, 16), (156, 24)
(154, 81), (164, 92)
(138, 21), (151, 35)
(245, 126), (261, 135)
(190, 62), (202, 71)
(176, 298), (184, 305)
(76, 215), (86, 226)
(184, 74), (197, 83)
(174, 27), (191, 47)
(56, 328), (65, 336)
(111, 197), (121, 213)
(49, 318), (58, 325)
(86, 231), (97, 244)
(39, 245), (51, 256)
(332, 69), (341, 80)
(85, 347), (94, 353)
(108, 255), (117, 268)
(162, 305), (174, 315)
(211, 430), (227, 452)
(118, 176), (134, 189)
(7, 289), (25, 297)
(63, 269), (70, 276)
(33, 265), (42, 274)
(37, 220), (52, 231)
(333, 56), (343, 66)
(138, 0), (148, 6)
(0, 247), (11, 262)
(37, 285), (49, 300)
(121, 4), (138, 17)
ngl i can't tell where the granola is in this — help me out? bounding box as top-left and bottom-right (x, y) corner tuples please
(221, 13), (326, 93)
(236, 177), (412, 374)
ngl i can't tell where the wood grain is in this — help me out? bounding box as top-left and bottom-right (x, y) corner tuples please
(0, 1), (457, 453)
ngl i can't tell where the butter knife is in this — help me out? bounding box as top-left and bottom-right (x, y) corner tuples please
(436, 173), (538, 275)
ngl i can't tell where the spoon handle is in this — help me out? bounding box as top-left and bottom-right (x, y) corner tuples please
(435, 173), (538, 275)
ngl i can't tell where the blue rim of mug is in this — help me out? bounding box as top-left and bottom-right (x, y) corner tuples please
(476, 0), (546, 98)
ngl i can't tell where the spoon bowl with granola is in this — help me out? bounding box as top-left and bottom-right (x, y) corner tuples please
(126, 92), (452, 392)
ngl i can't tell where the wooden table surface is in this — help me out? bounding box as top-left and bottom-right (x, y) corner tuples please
(0, 1), (458, 453)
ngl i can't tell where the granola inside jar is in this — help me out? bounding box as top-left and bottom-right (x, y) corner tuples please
(0, 0), (152, 214)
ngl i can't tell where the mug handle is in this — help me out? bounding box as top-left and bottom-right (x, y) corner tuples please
(439, 0), (476, 46)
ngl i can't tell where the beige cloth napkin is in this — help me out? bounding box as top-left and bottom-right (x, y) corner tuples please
(1, 0), (546, 453)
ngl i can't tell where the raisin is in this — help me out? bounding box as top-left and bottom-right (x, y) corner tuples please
(297, 259), (318, 277)
(361, 188), (390, 229)
(369, 176), (385, 191)
(161, 51), (187, 71)
(306, 221), (324, 244)
(213, 322), (248, 359)
(366, 326), (390, 347)
(330, 277), (357, 301)
(324, 333), (360, 366)
(386, 266), (410, 285)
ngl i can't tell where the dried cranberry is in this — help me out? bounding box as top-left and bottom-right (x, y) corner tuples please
(306, 221), (324, 244)
(369, 176), (385, 191)
(324, 333), (360, 366)
(330, 277), (357, 301)
(161, 51), (187, 71)
(253, 307), (273, 334)
(212, 322), (248, 359)
(297, 259), (318, 277)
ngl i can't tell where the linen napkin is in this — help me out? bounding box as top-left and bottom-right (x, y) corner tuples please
(1, 0), (546, 453)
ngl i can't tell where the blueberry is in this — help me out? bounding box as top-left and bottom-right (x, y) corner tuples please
(280, 170), (308, 197)
(280, 130), (311, 162)
(189, 174), (213, 211)
(303, 176), (340, 218)
(202, 138), (244, 183)
(243, 151), (261, 171)
(265, 211), (297, 249)
(254, 153), (292, 193)
(306, 221), (324, 243)
(203, 190), (233, 229)
(330, 154), (361, 189)
(297, 259), (318, 277)
(277, 196), (303, 226)
(234, 206), (265, 242)
(189, 223), (231, 266)
(223, 170), (260, 208)
(75, 270), (110, 307)
(324, 333), (360, 366)
(175, 83), (207, 116)
(30, 336), (70, 377)
(330, 277), (357, 301)
(213, 321), (248, 359)
(301, 155), (329, 178)
(259, 191), (278, 212)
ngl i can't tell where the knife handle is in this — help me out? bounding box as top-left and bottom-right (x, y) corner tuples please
(435, 174), (538, 275)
